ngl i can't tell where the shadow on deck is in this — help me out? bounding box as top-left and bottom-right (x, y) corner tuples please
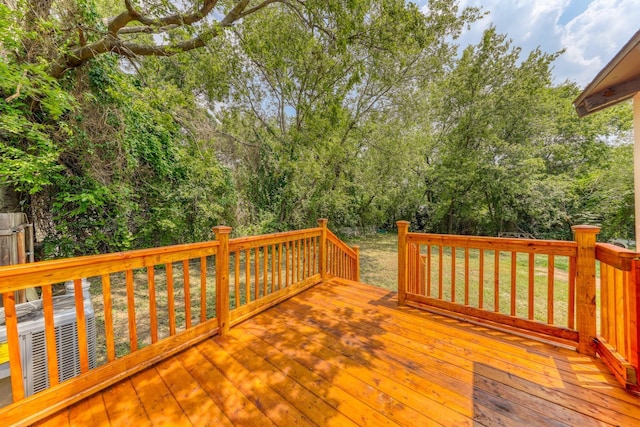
(36, 279), (640, 426)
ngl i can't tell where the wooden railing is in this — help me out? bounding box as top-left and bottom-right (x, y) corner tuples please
(595, 243), (640, 391)
(398, 222), (605, 353)
(326, 229), (360, 282)
(0, 219), (357, 426)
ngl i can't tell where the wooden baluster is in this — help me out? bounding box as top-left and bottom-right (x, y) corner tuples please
(271, 244), (276, 293)
(438, 246), (443, 299)
(451, 247), (456, 303)
(630, 259), (640, 371)
(464, 247), (469, 305)
(528, 253), (535, 320)
(167, 263), (176, 336)
(277, 243), (282, 290)
(263, 245), (268, 296)
(302, 238), (307, 280)
(397, 221), (409, 306)
(510, 252), (517, 316)
(296, 239), (301, 282)
(624, 269), (632, 359)
(3, 291), (24, 401)
(601, 264), (610, 340)
(615, 268), (626, 356)
(285, 241), (290, 287)
(479, 250), (484, 309)
(332, 243), (336, 276)
(102, 274), (116, 360)
(200, 257), (207, 321)
(147, 268), (158, 343)
(312, 237), (317, 276)
(291, 240), (296, 283)
(183, 259), (191, 329)
(568, 256), (576, 329)
(353, 245), (360, 282)
(419, 254), (426, 295)
(427, 245), (431, 298)
(234, 252), (240, 308)
(572, 224), (600, 356)
(494, 251), (500, 313)
(42, 285), (59, 386)
(548, 255), (555, 325)
(326, 242), (330, 276)
(407, 245), (414, 293)
(333, 243), (337, 276)
(74, 278), (90, 371)
(245, 249), (251, 302)
(307, 238), (311, 279)
(342, 250), (346, 278)
(213, 225), (231, 335)
(254, 247), (260, 299)
(608, 264), (617, 346)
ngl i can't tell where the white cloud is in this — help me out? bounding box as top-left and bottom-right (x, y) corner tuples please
(559, 0), (640, 86)
(418, 0), (640, 87)
(453, 0), (568, 47)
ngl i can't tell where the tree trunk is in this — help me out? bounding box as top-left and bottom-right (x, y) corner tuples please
(0, 186), (20, 213)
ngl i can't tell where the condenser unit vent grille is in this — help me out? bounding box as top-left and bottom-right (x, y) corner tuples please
(27, 315), (97, 394)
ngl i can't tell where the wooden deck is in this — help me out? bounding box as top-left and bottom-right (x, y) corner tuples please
(34, 279), (640, 427)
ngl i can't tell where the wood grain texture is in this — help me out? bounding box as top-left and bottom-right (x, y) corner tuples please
(33, 279), (640, 427)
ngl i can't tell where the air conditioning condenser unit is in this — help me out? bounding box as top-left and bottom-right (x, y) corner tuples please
(0, 280), (96, 405)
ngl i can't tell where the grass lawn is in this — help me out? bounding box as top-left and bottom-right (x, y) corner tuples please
(346, 233), (399, 291)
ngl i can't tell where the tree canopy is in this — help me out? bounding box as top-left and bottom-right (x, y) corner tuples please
(0, 0), (633, 257)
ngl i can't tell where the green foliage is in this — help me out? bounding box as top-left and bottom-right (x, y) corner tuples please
(1, 0), (634, 258)
(0, 5), (75, 195)
(31, 53), (237, 256)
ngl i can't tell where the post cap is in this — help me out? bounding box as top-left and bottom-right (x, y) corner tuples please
(571, 225), (601, 234)
(396, 221), (410, 228)
(212, 225), (232, 235)
(318, 218), (328, 227)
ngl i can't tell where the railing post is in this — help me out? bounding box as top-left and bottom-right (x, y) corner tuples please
(397, 221), (409, 306)
(2, 292), (25, 401)
(353, 245), (360, 282)
(318, 219), (328, 279)
(213, 225), (232, 335)
(572, 225), (600, 356)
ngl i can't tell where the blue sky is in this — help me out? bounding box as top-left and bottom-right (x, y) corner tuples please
(416, 0), (640, 87)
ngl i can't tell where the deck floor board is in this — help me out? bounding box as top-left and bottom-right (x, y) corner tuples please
(35, 278), (640, 426)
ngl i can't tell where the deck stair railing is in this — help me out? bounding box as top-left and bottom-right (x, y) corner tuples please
(398, 221), (640, 391)
(0, 219), (358, 426)
(595, 242), (640, 391)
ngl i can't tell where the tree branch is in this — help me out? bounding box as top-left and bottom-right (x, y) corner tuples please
(49, 0), (275, 78)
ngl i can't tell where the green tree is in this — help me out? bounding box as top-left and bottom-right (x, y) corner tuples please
(198, 0), (479, 231)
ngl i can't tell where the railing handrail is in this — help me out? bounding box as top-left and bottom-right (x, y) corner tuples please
(596, 242), (640, 271)
(0, 241), (221, 290)
(229, 227), (321, 251)
(326, 229), (358, 258)
(407, 232), (577, 256)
